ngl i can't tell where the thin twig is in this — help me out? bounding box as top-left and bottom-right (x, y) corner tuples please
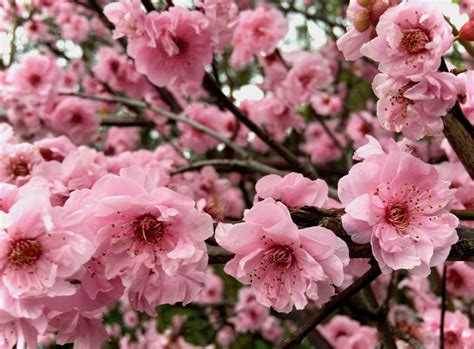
(202, 73), (318, 179)
(275, 264), (382, 349)
(171, 159), (284, 176)
(440, 264), (447, 349)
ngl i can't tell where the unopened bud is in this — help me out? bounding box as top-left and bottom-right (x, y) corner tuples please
(354, 10), (371, 32)
(357, 0), (373, 8)
(369, 1), (389, 25)
(459, 20), (474, 41)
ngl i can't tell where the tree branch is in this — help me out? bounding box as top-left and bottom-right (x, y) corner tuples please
(275, 264), (382, 349)
(207, 206), (474, 263)
(439, 58), (474, 178)
(202, 73), (318, 179)
(171, 159), (284, 176)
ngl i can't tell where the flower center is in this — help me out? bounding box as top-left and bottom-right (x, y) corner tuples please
(447, 269), (464, 289)
(109, 59), (120, 73)
(385, 204), (409, 229)
(269, 246), (294, 269)
(70, 112), (83, 124)
(132, 214), (164, 243)
(8, 239), (43, 267)
(28, 74), (42, 87)
(400, 29), (430, 54)
(9, 158), (30, 178)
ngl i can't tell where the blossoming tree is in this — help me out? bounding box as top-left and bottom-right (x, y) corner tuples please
(1, 0), (474, 348)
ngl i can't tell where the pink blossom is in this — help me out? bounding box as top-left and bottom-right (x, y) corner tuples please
(216, 199), (349, 312)
(60, 14), (89, 43)
(261, 316), (284, 342)
(346, 110), (392, 148)
(241, 97), (304, 142)
(320, 315), (379, 349)
(24, 19), (49, 41)
(420, 309), (473, 349)
(128, 7), (213, 87)
(194, 268), (223, 304)
(231, 5), (288, 68)
(103, 0), (146, 39)
(302, 121), (346, 164)
(0, 143), (43, 186)
(84, 166), (213, 314)
(311, 92), (343, 116)
(179, 103), (234, 155)
(93, 48), (150, 99)
(5, 52), (61, 104)
(34, 136), (77, 162)
(373, 72), (463, 140)
(105, 127), (140, 155)
(230, 288), (270, 332)
(399, 275), (438, 312)
(336, 0), (394, 61)
(194, 0), (238, 52)
(48, 309), (108, 349)
(0, 178), (94, 299)
(460, 71), (474, 122)
(445, 262), (474, 300)
(280, 52), (334, 106)
(171, 166), (244, 220)
(216, 326), (235, 346)
(45, 97), (100, 145)
(361, 1), (453, 76)
(255, 172), (329, 208)
(338, 138), (459, 276)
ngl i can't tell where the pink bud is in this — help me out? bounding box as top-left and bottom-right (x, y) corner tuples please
(354, 10), (371, 32)
(459, 20), (474, 41)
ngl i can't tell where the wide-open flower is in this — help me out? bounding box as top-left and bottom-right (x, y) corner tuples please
(85, 166), (214, 314)
(338, 137), (458, 277)
(45, 97), (100, 145)
(231, 5), (288, 68)
(373, 72), (463, 140)
(216, 199), (349, 313)
(128, 7), (213, 87)
(0, 178), (93, 299)
(361, 1), (453, 75)
(5, 51), (61, 104)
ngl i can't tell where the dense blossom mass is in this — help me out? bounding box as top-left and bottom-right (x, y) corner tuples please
(0, 0), (473, 348)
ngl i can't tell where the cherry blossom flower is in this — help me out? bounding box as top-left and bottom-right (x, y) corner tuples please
(420, 310), (473, 349)
(361, 1), (453, 76)
(231, 5), (288, 68)
(104, 0), (146, 39)
(5, 52), (61, 104)
(337, 0), (395, 60)
(82, 166), (213, 314)
(128, 7), (214, 87)
(0, 178), (94, 299)
(216, 199), (349, 312)
(45, 97), (100, 145)
(320, 315), (379, 348)
(373, 72), (463, 140)
(279, 52), (334, 106)
(179, 103), (234, 155)
(338, 137), (459, 276)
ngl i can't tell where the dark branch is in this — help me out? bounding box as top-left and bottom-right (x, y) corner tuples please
(275, 264), (382, 349)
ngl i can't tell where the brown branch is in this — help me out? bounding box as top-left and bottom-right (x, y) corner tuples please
(208, 206), (474, 264)
(275, 264), (382, 349)
(439, 58), (474, 179)
(141, 0), (156, 12)
(202, 73), (318, 179)
(440, 264), (448, 349)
